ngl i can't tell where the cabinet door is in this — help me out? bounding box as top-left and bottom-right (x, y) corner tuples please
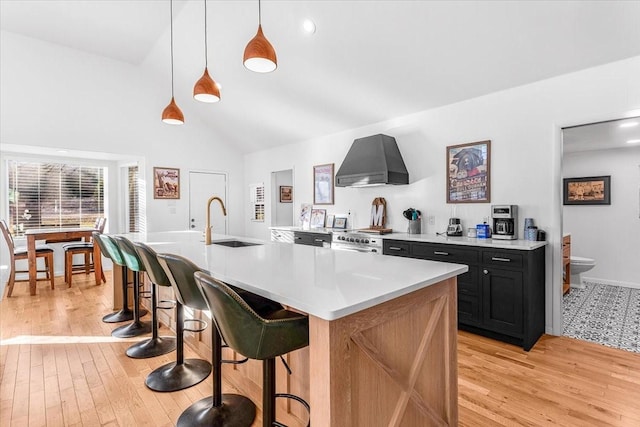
(481, 268), (523, 336)
(458, 294), (481, 326)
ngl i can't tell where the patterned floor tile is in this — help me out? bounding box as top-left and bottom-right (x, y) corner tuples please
(562, 281), (640, 353)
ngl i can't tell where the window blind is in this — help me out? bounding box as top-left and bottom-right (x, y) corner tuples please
(7, 160), (105, 236)
(127, 165), (140, 232)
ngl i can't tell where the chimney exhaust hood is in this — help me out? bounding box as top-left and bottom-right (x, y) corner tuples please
(335, 134), (409, 187)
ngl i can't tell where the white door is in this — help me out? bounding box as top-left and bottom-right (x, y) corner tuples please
(189, 171), (228, 235)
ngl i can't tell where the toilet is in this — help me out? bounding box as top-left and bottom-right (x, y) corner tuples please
(569, 256), (596, 289)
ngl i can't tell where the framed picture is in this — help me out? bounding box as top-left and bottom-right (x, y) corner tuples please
(313, 163), (334, 205)
(333, 215), (347, 229)
(563, 176), (611, 205)
(446, 141), (491, 203)
(153, 167), (180, 199)
(326, 214), (335, 228)
(300, 203), (312, 229)
(310, 209), (326, 228)
(279, 185), (293, 203)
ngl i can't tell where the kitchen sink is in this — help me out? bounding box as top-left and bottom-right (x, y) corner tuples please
(212, 240), (262, 248)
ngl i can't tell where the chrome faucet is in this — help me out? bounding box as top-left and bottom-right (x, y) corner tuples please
(205, 196), (227, 245)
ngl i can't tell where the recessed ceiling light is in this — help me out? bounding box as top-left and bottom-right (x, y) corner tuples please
(302, 19), (316, 34)
(620, 122), (638, 128)
(626, 139), (640, 144)
(56, 150), (68, 153)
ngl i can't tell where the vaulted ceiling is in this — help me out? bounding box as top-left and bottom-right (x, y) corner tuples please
(2, 0), (640, 153)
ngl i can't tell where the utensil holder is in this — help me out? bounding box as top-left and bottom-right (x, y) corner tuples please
(407, 219), (421, 234)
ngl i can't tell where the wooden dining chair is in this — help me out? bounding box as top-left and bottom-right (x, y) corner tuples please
(63, 217), (106, 286)
(1, 219), (55, 297)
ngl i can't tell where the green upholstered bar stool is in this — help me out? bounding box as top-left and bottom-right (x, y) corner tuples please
(127, 242), (177, 358)
(99, 234), (151, 338)
(95, 233), (136, 323)
(194, 271), (310, 427)
(146, 253), (212, 392)
(109, 237), (175, 357)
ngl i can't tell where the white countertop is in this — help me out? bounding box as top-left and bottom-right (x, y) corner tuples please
(269, 226), (332, 234)
(118, 231), (467, 321)
(383, 233), (547, 250)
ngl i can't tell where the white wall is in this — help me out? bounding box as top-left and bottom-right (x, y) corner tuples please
(563, 147), (640, 287)
(0, 31), (246, 235)
(0, 31), (246, 293)
(245, 55), (640, 335)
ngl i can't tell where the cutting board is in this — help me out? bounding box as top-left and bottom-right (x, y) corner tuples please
(359, 228), (393, 235)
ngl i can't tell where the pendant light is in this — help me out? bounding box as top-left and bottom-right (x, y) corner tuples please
(193, 0), (220, 102)
(243, 0), (277, 73)
(162, 0), (184, 125)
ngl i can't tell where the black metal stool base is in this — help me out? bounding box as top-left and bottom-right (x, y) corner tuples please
(126, 336), (177, 359)
(111, 320), (152, 338)
(102, 309), (134, 323)
(145, 359), (212, 392)
(176, 394), (256, 427)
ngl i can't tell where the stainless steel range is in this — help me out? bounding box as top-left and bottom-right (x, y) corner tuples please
(331, 231), (383, 255)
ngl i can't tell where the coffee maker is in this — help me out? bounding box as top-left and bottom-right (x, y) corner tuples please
(492, 205), (517, 240)
(446, 218), (463, 236)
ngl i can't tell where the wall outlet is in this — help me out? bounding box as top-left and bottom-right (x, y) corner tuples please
(483, 216), (489, 224)
(428, 215), (435, 225)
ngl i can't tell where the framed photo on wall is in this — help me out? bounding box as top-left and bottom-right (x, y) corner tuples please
(313, 163), (334, 205)
(279, 185), (293, 203)
(446, 140), (491, 203)
(563, 176), (611, 205)
(153, 167), (180, 199)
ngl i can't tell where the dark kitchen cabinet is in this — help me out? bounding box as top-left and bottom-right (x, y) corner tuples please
(293, 231), (331, 247)
(383, 239), (545, 350)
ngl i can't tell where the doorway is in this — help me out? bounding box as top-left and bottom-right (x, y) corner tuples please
(189, 171), (228, 235)
(560, 116), (640, 352)
(270, 169), (294, 227)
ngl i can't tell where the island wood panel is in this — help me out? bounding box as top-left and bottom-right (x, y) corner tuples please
(309, 277), (458, 426)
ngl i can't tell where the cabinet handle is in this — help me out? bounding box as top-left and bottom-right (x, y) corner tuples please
(314, 238), (323, 242)
(433, 251), (449, 256)
(295, 236), (302, 240)
(491, 257), (511, 262)
(483, 269), (489, 275)
(388, 246), (404, 251)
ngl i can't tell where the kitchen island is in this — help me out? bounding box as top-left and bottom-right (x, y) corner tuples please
(115, 231), (467, 426)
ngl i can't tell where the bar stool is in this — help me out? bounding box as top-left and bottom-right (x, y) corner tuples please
(109, 236), (152, 338)
(128, 242), (178, 358)
(145, 253), (212, 392)
(63, 217), (106, 286)
(109, 237), (176, 358)
(194, 271), (310, 427)
(94, 233), (136, 323)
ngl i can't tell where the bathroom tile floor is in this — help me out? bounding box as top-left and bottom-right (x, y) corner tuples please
(563, 281), (640, 353)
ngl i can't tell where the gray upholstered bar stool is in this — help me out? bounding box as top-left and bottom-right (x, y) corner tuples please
(98, 234), (149, 335)
(145, 253), (212, 392)
(95, 233), (135, 323)
(195, 271), (310, 427)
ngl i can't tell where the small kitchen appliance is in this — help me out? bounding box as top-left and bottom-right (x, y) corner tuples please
(492, 205), (518, 240)
(446, 218), (463, 237)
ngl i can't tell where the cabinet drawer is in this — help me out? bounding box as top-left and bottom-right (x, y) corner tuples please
(412, 243), (479, 263)
(482, 250), (523, 269)
(383, 241), (411, 257)
(294, 232), (330, 247)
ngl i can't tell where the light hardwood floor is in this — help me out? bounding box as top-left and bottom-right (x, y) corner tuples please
(1, 272), (639, 426)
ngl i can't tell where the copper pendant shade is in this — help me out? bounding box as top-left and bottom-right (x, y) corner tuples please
(162, 97), (185, 125)
(162, 0), (184, 125)
(194, 0), (221, 103)
(244, 0), (277, 73)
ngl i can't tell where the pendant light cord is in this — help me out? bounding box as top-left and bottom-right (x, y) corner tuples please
(258, 0), (262, 26)
(170, 0), (175, 97)
(203, 0), (208, 68)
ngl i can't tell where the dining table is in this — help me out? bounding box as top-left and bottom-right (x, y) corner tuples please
(24, 227), (102, 295)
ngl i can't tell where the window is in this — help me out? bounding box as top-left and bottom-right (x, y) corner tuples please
(127, 165), (140, 232)
(250, 183), (265, 222)
(7, 160), (106, 236)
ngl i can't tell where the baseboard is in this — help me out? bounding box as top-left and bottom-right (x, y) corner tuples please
(582, 276), (640, 290)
